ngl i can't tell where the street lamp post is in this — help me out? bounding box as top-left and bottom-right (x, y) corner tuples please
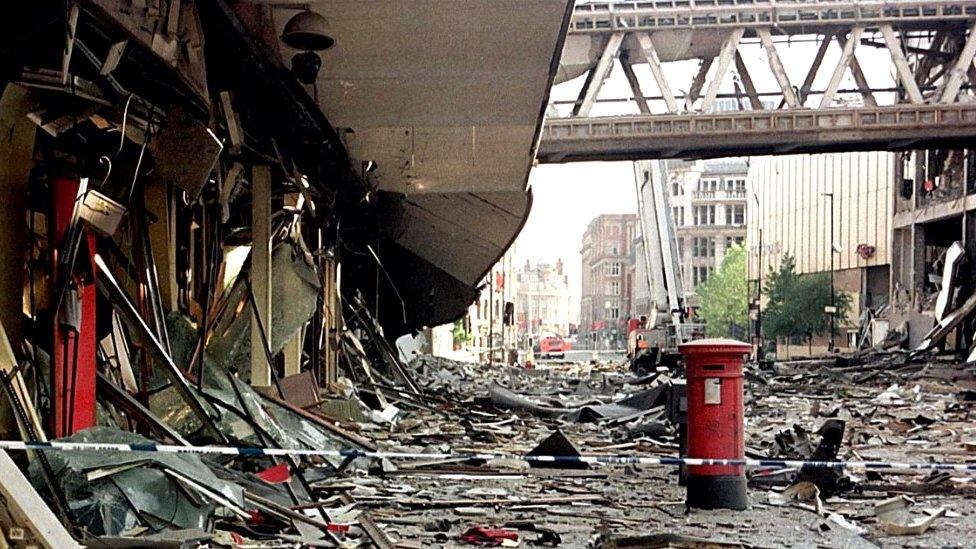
(752, 192), (763, 361)
(822, 192), (836, 352)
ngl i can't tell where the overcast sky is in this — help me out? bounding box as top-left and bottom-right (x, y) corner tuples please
(514, 32), (898, 301)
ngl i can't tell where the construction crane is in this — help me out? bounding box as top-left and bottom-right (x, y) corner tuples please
(629, 160), (705, 373)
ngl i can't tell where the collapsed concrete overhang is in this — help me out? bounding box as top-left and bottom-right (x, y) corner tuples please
(247, 0), (574, 334)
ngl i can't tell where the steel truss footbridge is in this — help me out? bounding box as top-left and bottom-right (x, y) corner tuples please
(539, 0), (976, 163)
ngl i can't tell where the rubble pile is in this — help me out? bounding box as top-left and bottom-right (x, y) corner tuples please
(4, 305), (976, 547)
(276, 352), (976, 548)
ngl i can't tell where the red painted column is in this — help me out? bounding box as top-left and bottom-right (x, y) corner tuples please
(50, 177), (97, 437)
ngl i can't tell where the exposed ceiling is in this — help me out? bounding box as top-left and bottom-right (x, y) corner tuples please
(250, 0), (572, 285)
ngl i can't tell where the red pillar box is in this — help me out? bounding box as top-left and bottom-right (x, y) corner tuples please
(678, 338), (751, 510)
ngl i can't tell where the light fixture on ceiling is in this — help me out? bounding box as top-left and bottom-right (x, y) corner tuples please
(281, 9), (336, 85)
(282, 9), (335, 51)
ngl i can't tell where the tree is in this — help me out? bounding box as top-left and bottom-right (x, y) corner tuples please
(762, 254), (852, 347)
(697, 244), (748, 339)
(452, 320), (470, 349)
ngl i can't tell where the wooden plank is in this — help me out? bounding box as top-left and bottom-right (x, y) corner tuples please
(62, 3), (80, 85)
(701, 29), (745, 113)
(0, 320), (45, 441)
(757, 28), (799, 108)
(881, 25), (924, 104)
(260, 391), (377, 451)
(820, 26), (864, 108)
(143, 180), (178, 312)
(0, 450), (81, 548)
(575, 32), (625, 117)
(321, 257), (339, 386)
(250, 166), (272, 388)
(220, 91), (243, 151)
(635, 33), (678, 113)
(95, 372), (190, 445)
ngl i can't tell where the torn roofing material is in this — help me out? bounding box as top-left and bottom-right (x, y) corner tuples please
(487, 383), (668, 423)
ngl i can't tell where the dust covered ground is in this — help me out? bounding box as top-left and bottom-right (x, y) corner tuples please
(338, 354), (976, 548)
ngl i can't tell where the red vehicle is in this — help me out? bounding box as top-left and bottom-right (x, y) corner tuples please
(536, 335), (571, 358)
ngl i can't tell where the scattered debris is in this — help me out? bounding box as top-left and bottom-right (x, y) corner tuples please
(875, 495), (947, 536)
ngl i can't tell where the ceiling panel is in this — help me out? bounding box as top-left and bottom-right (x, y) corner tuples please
(252, 0), (571, 285)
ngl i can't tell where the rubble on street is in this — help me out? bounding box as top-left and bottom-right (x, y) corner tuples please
(336, 353), (976, 548)
(6, 318), (976, 548)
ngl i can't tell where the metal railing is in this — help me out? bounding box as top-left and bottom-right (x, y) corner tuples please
(570, 0), (976, 33)
(692, 189), (748, 200)
(539, 103), (976, 161)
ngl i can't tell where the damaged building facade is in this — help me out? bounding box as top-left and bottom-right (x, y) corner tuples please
(0, 0), (573, 545)
(747, 152), (895, 356)
(891, 148), (976, 349)
(750, 148), (976, 356)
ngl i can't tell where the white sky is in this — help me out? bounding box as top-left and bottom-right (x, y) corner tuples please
(518, 162), (637, 292)
(514, 32), (899, 303)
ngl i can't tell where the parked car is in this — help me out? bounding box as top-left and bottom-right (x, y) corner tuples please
(536, 335), (571, 358)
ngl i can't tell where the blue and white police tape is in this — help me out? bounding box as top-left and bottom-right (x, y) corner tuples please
(1, 440), (975, 472)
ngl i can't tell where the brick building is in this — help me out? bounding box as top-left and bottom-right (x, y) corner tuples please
(580, 214), (637, 349)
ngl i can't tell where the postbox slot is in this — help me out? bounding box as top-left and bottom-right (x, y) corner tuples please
(702, 364), (725, 372)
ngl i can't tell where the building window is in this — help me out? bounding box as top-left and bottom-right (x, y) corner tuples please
(730, 204), (745, 225)
(694, 205), (716, 225)
(671, 181), (683, 196)
(732, 178), (746, 191)
(692, 237), (715, 257)
(693, 266), (711, 286)
(607, 280), (621, 295)
(700, 178), (720, 191)
(672, 206), (684, 226)
(604, 262), (621, 276)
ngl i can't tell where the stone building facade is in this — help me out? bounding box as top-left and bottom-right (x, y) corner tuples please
(580, 214), (637, 349)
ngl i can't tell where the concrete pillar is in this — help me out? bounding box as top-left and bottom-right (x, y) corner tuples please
(0, 86), (36, 347)
(0, 86), (34, 438)
(250, 166), (272, 387)
(283, 332), (302, 376)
